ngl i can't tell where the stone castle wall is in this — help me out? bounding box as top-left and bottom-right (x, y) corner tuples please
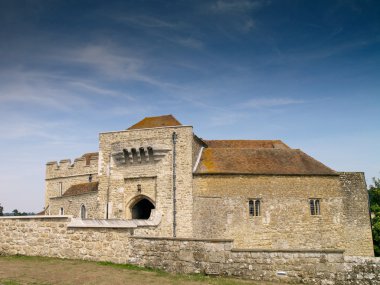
(193, 173), (374, 256)
(129, 237), (380, 285)
(340, 172), (374, 256)
(42, 125), (374, 256)
(97, 126), (194, 237)
(193, 174), (345, 251)
(0, 216), (379, 285)
(45, 156), (98, 209)
(49, 192), (98, 218)
(0, 216), (132, 264)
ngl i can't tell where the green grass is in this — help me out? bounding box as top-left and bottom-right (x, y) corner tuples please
(97, 260), (165, 273)
(0, 255), (261, 285)
(97, 260), (251, 285)
(1, 280), (22, 285)
(4, 255), (55, 262)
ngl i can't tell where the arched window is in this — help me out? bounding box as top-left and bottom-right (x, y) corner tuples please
(131, 198), (155, 219)
(59, 207), (64, 215)
(80, 204), (86, 219)
(249, 199), (261, 217)
(309, 199), (321, 215)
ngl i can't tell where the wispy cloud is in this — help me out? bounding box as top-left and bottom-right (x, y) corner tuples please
(0, 80), (89, 111)
(111, 14), (178, 29)
(176, 37), (204, 49)
(210, 0), (265, 13)
(68, 81), (135, 100)
(60, 45), (180, 89)
(238, 98), (304, 108)
(243, 19), (255, 32)
(0, 115), (69, 140)
(208, 111), (249, 127)
(265, 39), (376, 66)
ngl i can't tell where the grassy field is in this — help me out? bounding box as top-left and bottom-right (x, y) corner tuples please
(0, 255), (284, 285)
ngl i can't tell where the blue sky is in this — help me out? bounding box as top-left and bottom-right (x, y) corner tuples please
(0, 0), (379, 212)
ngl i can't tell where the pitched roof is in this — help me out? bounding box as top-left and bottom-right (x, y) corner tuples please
(195, 146), (336, 175)
(63, 182), (99, 197)
(128, 115), (182, 130)
(205, 140), (290, 149)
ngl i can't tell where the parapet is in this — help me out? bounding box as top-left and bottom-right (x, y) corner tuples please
(46, 152), (98, 179)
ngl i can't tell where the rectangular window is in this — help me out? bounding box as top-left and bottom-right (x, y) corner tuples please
(309, 199), (321, 215)
(59, 182), (63, 196)
(249, 199), (261, 216)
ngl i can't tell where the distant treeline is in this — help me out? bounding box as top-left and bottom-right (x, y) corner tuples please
(2, 212), (36, 216)
(0, 206), (35, 216)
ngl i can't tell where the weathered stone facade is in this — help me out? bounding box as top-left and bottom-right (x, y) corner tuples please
(0, 216), (379, 284)
(45, 153), (98, 217)
(49, 192), (98, 219)
(193, 173), (373, 256)
(40, 115), (373, 256)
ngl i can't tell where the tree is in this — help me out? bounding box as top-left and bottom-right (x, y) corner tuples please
(0, 204), (3, 216)
(369, 177), (380, 256)
(11, 209), (28, 216)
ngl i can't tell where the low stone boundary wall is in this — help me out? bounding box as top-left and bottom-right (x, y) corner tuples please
(129, 237), (380, 284)
(0, 217), (379, 284)
(0, 216), (132, 264)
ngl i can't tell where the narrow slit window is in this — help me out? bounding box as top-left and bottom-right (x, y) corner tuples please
(309, 199), (321, 215)
(249, 199), (261, 217)
(80, 204), (86, 219)
(147, 147), (154, 162)
(255, 200), (260, 216)
(59, 207), (64, 215)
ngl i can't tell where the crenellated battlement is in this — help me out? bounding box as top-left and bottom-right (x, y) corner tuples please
(46, 152), (98, 179)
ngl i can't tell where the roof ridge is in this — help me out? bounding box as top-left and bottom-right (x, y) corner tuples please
(205, 139), (284, 141)
(196, 147), (336, 175)
(296, 149), (337, 174)
(128, 114), (182, 130)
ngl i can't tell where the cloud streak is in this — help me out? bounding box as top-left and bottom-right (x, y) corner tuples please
(111, 14), (178, 29)
(210, 0), (265, 13)
(238, 98), (304, 108)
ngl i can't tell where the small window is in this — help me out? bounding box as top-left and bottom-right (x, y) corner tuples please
(80, 204), (86, 219)
(309, 199), (321, 215)
(59, 182), (63, 196)
(59, 207), (64, 215)
(88, 174), (92, 182)
(249, 199), (261, 216)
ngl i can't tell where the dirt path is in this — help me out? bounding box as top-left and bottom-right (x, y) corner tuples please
(0, 256), (283, 285)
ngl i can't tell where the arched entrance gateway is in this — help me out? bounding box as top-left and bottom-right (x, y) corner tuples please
(131, 197), (155, 219)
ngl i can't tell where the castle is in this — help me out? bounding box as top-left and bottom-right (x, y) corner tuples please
(44, 114), (374, 256)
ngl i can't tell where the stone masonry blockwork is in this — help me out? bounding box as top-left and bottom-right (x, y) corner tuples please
(41, 116), (374, 258)
(0, 217), (379, 285)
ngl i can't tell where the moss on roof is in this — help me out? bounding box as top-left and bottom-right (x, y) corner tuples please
(204, 140), (290, 149)
(195, 147), (336, 175)
(63, 182), (99, 197)
(128, 115), (182, 130)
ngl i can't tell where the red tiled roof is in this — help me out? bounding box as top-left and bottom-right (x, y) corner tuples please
(195, 147), (336, 175)
(128, 115), (182, 130)
(204, 140), (290, 149)
(63, 182), (99, 197)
